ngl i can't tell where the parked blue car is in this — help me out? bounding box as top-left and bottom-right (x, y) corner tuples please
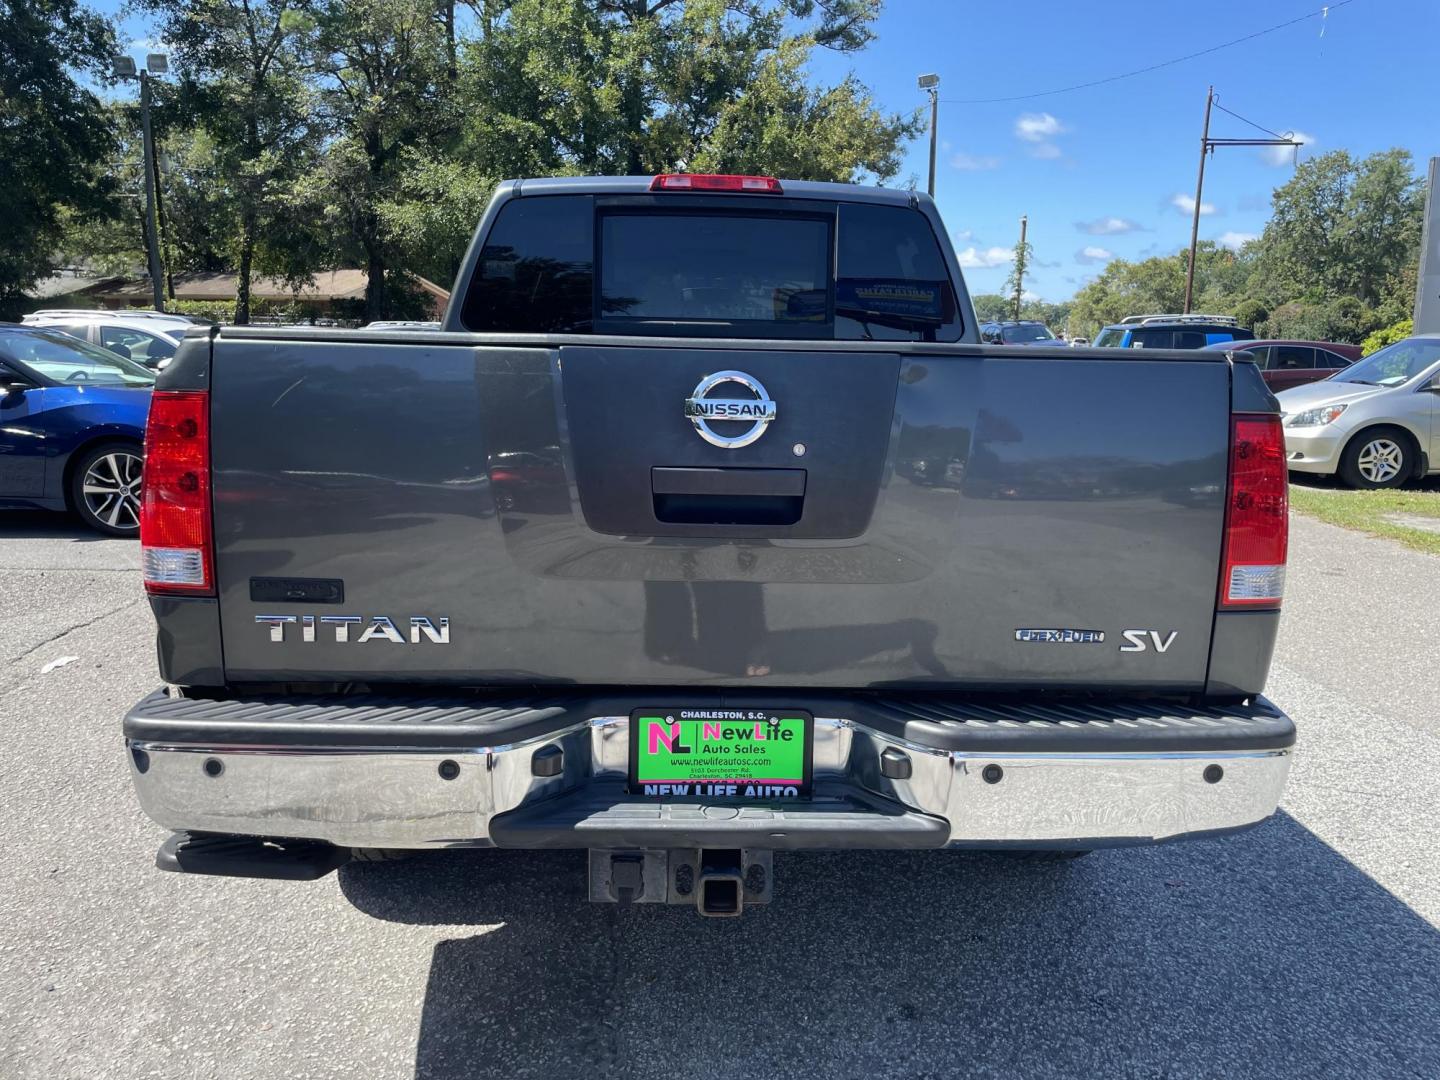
(0, 324), (154, 535)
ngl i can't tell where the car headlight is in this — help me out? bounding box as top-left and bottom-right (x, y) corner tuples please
(1285, 403), (1347, 428)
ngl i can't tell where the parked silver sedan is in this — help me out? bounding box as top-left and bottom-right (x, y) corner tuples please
(1276, 334), (1440, 489)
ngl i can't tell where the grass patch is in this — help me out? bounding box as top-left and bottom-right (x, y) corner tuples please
(1289, 479), (1440, 555)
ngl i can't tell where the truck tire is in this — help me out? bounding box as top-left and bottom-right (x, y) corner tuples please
(69, 441), (144, 536)
(1338, 426), (1414, 489)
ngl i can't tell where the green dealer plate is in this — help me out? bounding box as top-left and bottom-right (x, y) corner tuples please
(630, 709), (814, 799)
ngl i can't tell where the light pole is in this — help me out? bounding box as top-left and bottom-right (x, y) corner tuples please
(113, 53), (169, 312)
(918, 73), (939, 198)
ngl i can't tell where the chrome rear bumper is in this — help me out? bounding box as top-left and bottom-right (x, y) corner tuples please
(126, 691), (1293, 851)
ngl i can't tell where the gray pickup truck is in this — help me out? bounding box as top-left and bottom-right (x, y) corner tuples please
(125, 174), (1294, 916)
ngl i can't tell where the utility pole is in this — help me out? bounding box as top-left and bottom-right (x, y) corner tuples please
(918, 74), (940, 197)
(1013, 214), (1027, 321)
(1183, 87), (1214, 315)
(1184, 85), (1301, 313)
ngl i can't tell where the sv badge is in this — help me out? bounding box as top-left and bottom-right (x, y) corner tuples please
(1120, 629), (1178, 653)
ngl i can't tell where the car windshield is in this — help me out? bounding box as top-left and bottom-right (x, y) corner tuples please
(1002, 324), (1054, 343)
(2, 329), (156, 386)
(1093, 327), (1126, 348)
(1331, 338), (1440, 388)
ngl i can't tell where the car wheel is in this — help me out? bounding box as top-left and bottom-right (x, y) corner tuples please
(1338, 427), (1412, 490)
(70, 442), (144, 536)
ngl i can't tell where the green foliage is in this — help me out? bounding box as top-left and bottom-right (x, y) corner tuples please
(139, 0), (321, 320)
(168, 298), (237, 322)
(970, 293), (1010, 322)
(1361, 317), (1414, 356)
(0, 0), (118, 299)
(1255, 149), (1423, 310)
(1021, 299), (1072, 333)
(1230, 298), (1269, 330)
(1069, 152), (1424, 343)
(1002, 230), (1032, 318)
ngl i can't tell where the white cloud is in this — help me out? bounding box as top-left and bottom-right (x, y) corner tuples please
(1015, 113), (1066, 142)
(1216, 231), (1258, 251)
(1262, 131), (1314, 166)
(1076, 216), (1141, 236)
(1075, 245), (1114, 265)
(1014, 113), (1068, 161)
(1171, 193), (1215, 216)
(956, 245), (1014, 269)
(950, 152), (1001, 171)
(1021, 290), (1042, 303)
(952, 229), (976, 244)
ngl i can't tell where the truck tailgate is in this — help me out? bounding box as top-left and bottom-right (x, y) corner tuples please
(209, 332), (1230, 691)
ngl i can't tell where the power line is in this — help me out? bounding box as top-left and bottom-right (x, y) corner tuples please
(941, 1), (1358, 105)
(1211, 100), (1291, 141)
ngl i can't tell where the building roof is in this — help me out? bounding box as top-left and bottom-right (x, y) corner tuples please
(73, 270), (450, 304)
(25, 272), (128, 299)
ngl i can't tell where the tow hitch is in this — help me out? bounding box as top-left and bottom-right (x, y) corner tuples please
(588, 848), (773, 916)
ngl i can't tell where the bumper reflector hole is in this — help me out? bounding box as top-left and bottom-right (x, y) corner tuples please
(1204, 764), (1224, 784)
(202, 758), (223, 778)
(982, 764), (1004, 785)
(131, 747), (150, 774)
(438, 760), (460, 781)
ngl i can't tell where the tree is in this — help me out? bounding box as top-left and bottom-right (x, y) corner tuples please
(376, 0), (919, 300)
(1255, 150), (1354, 304)
(1339, 149), (1424, 308)
(142, 0), (320, 322)
(306, 0), (455, 320)
(0, 0), (118, 304)
(970, 293), (1010, 323)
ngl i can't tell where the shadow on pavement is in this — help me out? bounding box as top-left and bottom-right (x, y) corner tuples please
(0, 509), (114, 541)
(337, 813), (1440, 1079)
(1290, 472), (1440, 493)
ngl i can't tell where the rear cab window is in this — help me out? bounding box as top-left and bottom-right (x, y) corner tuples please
(461, 193), (962, 342)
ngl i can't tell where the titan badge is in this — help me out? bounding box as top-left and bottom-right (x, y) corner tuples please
(683, 370), (776, 448)
(256, 615), (450, 644)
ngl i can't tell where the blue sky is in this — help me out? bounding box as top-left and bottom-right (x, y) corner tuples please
(103, 0), (1436, 302)
(806, 0), (1439, 300)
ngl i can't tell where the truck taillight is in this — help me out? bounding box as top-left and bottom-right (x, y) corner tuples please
(1220, 414), (1287, 608)
(649, 173), (783, 193)
(141, 390), (214, 595)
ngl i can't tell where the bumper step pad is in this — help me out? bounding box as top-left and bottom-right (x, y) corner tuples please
(489, 781), (950, 850)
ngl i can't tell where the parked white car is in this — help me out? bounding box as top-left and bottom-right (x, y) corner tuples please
(1276, 334), (1440, 488)
(21, 310), (198, 370)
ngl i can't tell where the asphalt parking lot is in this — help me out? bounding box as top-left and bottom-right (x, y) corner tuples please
(3, 508), (1438, 1080)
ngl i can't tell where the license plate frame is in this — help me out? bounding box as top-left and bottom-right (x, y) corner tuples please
(628, 708), (814, 799)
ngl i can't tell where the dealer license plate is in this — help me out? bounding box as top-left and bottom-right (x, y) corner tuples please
(629, 708), (814, 799)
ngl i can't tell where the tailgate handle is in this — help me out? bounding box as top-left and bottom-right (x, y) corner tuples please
(651, 467), (805, 498)
(650, 468), (805, 526)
